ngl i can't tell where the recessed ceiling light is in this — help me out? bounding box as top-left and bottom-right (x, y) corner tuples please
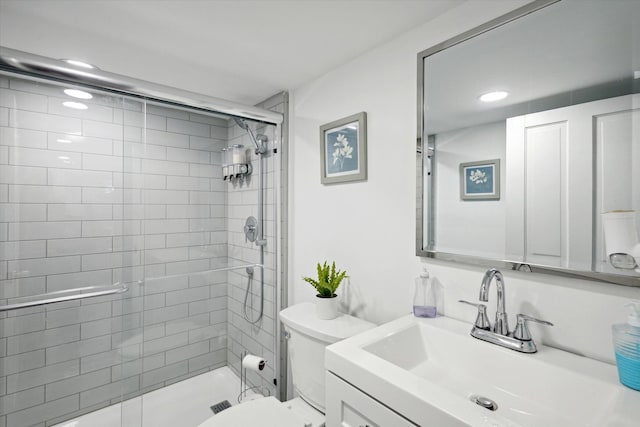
(62, 59), (96, 69)
(64, 89), (93, 100)
(479, 91), (509, 103)
(62, 101), (88, 110)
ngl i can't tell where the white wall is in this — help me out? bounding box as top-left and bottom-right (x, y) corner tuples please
(289, 0), (640, 364)
(434, 121), (506, 259)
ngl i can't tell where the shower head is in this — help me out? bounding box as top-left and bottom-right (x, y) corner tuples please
(233, 117), (267, 155)
(233, 117), (249, 131)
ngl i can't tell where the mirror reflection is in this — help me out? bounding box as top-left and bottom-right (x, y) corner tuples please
(420, 0), (640, 281)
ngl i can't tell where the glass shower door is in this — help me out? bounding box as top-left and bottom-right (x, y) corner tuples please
(0, 74), (143, 427)
(0, 72), (283, 427)
(132, 102), (281, 424)
(132, 102), (230, 425)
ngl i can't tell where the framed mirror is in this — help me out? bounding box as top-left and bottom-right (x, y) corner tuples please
(417, 0), (640, 286)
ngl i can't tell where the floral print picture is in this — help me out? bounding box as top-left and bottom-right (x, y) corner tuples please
(459, 159), (500, 200)
(320, 112), (367, 184)
(327, 126), (358, 174)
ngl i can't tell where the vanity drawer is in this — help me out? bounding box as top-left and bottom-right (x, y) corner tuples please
(325, 372), (418, 427)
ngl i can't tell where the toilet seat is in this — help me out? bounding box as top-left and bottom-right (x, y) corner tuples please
(197, 397), (314, 427)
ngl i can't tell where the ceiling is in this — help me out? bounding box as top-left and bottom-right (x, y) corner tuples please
(425, 0), (640, 134)
(0, 0), (463, 105)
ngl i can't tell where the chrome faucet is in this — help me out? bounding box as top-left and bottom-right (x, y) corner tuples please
(479, 268), (509, 335)
(459, 268), (553, 353)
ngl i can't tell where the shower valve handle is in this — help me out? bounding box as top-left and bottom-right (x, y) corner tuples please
(244, 216), (259, 243)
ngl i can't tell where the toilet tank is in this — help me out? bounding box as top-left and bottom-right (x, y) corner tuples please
(280, 303), (375, 412)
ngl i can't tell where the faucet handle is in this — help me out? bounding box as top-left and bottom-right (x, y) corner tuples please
(513, 313), (554, 341)
(458, 300), (491, 330)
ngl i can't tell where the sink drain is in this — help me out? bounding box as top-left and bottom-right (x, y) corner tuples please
(470, 394), (498, 411)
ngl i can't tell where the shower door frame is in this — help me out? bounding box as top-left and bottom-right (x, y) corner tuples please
(0, 46), (282, 126)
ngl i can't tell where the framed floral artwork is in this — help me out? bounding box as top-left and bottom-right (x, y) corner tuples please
(319, 112), (367, 184)
(459, 159), (500, 200)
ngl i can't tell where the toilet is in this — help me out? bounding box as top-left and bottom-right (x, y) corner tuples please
(198, 302), (375, 427)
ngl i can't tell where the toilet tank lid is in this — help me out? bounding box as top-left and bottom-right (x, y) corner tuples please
(280, 303), (376, 344)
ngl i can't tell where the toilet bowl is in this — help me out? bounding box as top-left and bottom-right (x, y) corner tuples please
(197, 302), (375, 427)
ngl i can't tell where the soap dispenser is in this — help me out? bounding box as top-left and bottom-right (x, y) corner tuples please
(612, 301), (640, 391)
(413, 268), (437, 318)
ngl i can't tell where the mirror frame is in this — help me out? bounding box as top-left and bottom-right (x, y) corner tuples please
(415, 0), (640, 287)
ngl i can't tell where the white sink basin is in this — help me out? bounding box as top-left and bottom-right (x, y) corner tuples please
(326, 315), (640, 427)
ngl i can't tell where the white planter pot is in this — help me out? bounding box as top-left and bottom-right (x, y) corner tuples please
(315, 295), (339, 320)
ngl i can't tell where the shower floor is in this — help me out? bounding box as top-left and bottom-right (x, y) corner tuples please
(53, 366), (256, 427)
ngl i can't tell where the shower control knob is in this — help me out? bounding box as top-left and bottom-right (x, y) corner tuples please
(244, 216), (258, 243)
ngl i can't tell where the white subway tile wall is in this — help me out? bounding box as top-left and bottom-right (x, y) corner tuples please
(0, 77), (284, 427)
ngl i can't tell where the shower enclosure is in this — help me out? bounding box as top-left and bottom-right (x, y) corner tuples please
(0, 49), (286, 427)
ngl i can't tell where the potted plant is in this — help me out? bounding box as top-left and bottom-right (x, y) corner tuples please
(303, 261), (348, 319)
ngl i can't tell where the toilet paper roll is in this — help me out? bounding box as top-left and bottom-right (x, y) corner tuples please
(242, 354), (265, 372)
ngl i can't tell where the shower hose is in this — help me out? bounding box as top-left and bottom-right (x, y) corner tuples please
(243, 266), (263, 324)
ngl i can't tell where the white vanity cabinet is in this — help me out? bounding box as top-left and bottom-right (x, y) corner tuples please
(325, 372), (418, 427)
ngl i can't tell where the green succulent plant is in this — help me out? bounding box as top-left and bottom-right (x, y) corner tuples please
(303, 261), (348, 297)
